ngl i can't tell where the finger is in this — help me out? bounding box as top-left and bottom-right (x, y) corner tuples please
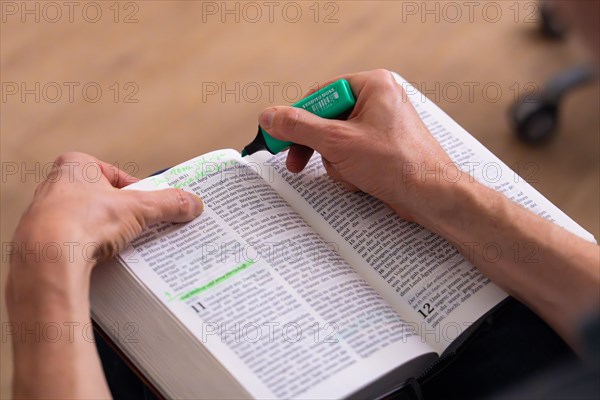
(286, 144), (314, 173)
(304, 73), (364, 98)
(259, 106), (344, 159)
(301, 78), (343, 98)
(303, 69), (394, 101)
(126, 188), (204, 226)
(99, 160), (140, 188)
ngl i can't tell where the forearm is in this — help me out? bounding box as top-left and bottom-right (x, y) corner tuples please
(409, 177), (600, 350)
(8, 260), (111, 399)
(265, 69), (599, 350)
(5, 151), (201, 399)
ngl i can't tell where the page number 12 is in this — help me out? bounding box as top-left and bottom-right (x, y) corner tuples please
(417, 303), (435, 319)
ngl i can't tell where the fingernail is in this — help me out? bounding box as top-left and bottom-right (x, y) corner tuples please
(189, 194), (204, 217)
(259, 108), (276, 129)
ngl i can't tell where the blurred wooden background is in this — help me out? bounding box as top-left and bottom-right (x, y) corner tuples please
(1, 1), (598, 397)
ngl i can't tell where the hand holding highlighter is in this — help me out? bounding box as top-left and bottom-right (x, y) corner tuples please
(242, 79), (356, 156)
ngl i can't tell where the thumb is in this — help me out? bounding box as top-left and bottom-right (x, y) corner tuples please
(126, 188), (204, 226)
(259, 106), (342, 157)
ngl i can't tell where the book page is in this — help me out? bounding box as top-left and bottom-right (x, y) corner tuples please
(118, 149), (435, 399)
(395, 72), (595, 243)
(247, 73), (595, 354)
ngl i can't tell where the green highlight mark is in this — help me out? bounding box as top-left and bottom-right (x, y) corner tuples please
(176, 260), (256, 301)
(151, 152), (235, 188)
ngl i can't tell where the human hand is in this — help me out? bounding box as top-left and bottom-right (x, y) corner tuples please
(7, 152), (202, 399)
(258, 69), (459, 225)
(9, 152), (203, 272)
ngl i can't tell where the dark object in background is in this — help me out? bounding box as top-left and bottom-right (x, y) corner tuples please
(510, 1), (596, 144)
(539, 0), (568, 39)
(510, 65), (594, 144)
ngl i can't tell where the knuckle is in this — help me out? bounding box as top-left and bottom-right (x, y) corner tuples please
(371, 68), (392, 79)
(174, 189), (192, 216)
(52, 152), (95, 182)
(369, 69), (397, 91)
(53, 151), (86, 166)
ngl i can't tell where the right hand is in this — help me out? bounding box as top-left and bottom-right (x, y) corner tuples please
(258, 69), (459, 224)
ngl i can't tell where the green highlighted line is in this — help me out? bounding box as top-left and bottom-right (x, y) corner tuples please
(176, 260), (256, 301)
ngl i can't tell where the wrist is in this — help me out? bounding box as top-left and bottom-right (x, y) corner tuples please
(11, 213), (97, 267)
(403, 174), (492, 237)
(8, 228), (94, 315)
(8, 258), (92, 313)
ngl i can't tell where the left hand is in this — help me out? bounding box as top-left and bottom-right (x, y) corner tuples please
(9, 151), (204, 283)
(6, 151), (203, 399)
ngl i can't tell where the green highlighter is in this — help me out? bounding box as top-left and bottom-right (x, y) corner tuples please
(242, 79), (356, 156)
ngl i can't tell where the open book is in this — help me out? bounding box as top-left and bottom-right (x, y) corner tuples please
(90, 73), (595, 399)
